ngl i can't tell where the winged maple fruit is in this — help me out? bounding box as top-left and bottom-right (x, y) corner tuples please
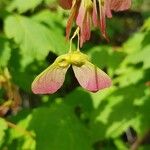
(31, 0), (132, 94)
(32, 51), (112, 94)
(60, 0), (131, 46)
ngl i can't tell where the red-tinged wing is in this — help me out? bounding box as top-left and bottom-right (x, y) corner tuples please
(98, 1), (109, 40)
(110, 0), (131, 11)
(58, 0), (73, 9)
(72, 62), (112, 92)
(93, 0), (99, 27)
(66, 0), (80, 39)
(32, 65), (69, 94)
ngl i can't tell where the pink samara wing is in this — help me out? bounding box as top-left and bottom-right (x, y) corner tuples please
(72, 62), (112, 92)
(32, 65), (69, 94)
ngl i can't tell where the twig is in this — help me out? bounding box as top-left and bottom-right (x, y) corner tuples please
(6, 120), (34, 138)
(130, 129), (150, 150)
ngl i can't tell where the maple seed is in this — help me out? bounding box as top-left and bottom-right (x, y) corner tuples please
(31, 51), (112, 94)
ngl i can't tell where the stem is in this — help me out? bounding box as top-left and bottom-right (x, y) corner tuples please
(130, 129), (150, 150)
(69, 27), (80, 52)
(6, 120), (34, 138)
(77, 27), (80, 51)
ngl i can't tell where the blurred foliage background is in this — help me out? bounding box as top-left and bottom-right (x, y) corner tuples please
(0, 0), (150, 150)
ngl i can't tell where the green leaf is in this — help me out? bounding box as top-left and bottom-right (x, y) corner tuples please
(7, 0), (43, 13)
(124, 45), (150, 69)
(142, 17), (150, 31)
(139, 145), (150, 150)
(4, 15), (68, 67)
(0, 118), (8, 147)
(65, 88), (94, 113)
(44, 0), (57, 5)
(114, 67), (144, 87)
(32, 10), (66, 31)
(90, 84), (149, 140)
(32, 10), (70, 52)
(88, 46), (110, 68)
(88, 46), (126, 75)
(4, 110), (35, 150)
(0, 36), (11, 67)
(123, 33), (145, 54)
(29, 100), (91, 150)
(4, 15), (51, 62)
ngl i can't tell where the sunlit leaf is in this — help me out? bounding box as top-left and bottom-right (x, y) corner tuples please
(4, 15), (68, 66)
(0, 118), (8, 147)
(7, 0), (43, 13)
(0, 36), (11, 67)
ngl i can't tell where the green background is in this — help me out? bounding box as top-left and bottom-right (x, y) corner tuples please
(0, 0), (150, 149)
